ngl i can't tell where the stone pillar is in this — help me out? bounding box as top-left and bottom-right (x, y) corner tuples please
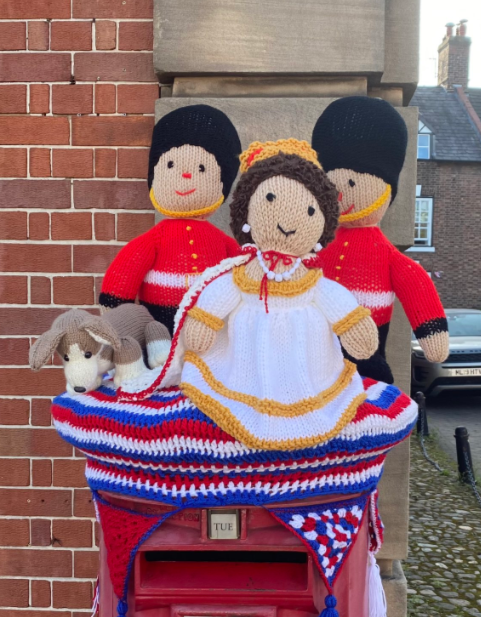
(153, 3), (420, 615)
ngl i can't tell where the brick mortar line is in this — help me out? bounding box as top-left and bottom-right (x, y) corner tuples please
(0, 512), (96, 519)
(0, 395), (57, 398)
(0, 272), (116, 277)
(0, 454), (83, 457)
(0, 209), (152, 213)
(0, 146), (150, 148)
(0, 577), (97, 582)
(0, 607), (91, 612)
(0, 49), (154, 53)
(0, 18), (153, 21)
(1, 80), (159, 84)
(0, 548), (96, 554)
(0, 176), (152, 181)
(3, 112), (156, 116)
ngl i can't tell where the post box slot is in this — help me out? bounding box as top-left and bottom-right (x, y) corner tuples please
(140, 551), (309, 591)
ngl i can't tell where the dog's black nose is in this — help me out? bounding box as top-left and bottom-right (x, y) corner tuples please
(74, 386), (86, 393)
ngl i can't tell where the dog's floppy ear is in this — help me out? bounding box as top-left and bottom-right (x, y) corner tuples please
(80, 316), (121, 352)
(29, 329), (66, 370)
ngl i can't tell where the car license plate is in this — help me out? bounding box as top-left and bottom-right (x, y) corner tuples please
(449, 367), (481, 377)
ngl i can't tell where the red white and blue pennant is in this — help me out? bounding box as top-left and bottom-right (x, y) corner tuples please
(268, 494), (369, 617)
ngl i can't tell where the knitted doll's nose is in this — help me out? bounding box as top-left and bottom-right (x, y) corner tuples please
(182, 172), (192, 179)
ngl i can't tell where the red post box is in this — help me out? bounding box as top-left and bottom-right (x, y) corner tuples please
(98, 493), (369, 617)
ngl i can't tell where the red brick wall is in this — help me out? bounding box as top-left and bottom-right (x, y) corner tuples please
(0, 1), (157, 614)
(410, 160), (481, 309)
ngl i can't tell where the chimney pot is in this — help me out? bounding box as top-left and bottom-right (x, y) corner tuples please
(438, 21), (471, 90)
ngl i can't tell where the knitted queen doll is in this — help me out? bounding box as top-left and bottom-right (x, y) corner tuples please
(312, 97), (449, 383)
(52, 140), (418, 617)
(99, 105), (242, 335)
(178, 139), (381, 449)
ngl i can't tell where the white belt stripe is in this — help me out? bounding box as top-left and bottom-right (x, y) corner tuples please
(351, 290), (396, 309)
(144, 270), (200, 289)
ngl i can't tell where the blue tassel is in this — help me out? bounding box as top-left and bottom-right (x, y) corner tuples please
(319, 594), (339, 617)
(117, 599), (128, 616)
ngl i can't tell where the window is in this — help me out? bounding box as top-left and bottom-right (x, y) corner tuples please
(417, 121), (432, 159)
(414, 197), (433, 246)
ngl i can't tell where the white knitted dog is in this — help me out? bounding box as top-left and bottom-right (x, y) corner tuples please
(29, 304), (171, 395)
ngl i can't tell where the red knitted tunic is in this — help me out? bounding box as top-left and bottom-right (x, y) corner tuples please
(100, 219), (240, 332)
(319, 226), (447, 341)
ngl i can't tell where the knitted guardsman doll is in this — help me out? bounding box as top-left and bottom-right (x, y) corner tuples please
(99, 105), (242, 335)
(312, 96), (449, 383)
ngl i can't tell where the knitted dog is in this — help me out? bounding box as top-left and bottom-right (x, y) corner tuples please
(312, 97), (449, 382)
(99, 105), (242, 335)
(29, 304), (170, 394)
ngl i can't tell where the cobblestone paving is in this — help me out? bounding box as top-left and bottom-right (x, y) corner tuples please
(405, 435), (481, 616)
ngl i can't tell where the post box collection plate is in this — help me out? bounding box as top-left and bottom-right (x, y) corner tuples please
(208, 509), (240, 539)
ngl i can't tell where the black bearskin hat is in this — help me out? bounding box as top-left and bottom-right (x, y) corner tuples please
(312, 97), (408, 201)
(148, 105), (241, 198)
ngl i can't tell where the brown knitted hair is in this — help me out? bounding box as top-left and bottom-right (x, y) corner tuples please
(230, 153), (339, 248)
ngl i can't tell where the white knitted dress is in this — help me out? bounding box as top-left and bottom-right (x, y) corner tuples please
(180, 265), (367, 450)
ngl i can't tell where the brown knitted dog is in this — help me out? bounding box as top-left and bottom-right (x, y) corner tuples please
(29, 304), (170, 394)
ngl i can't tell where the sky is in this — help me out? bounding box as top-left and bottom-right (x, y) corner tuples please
(420, 0), (481, 87)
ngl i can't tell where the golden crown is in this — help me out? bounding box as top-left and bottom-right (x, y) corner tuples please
(239, 138), (321, 174)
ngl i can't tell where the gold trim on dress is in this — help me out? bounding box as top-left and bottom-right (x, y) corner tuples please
(333, 306), (372, 336)
(179, 382), (366, 451)
(188, 306), (224, 331)
(184, 351), (357, 417)
(233, 265), (322, 298)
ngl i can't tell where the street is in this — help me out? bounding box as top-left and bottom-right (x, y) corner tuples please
(427, 391), (481, 475)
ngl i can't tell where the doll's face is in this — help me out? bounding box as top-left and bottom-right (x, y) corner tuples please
(152, 145), (223, 216)
(327, 169), (390, 228)
(247, 175), (325, 256)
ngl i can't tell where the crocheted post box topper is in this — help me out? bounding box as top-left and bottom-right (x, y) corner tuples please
(51, 138), (417, 617)
(312, 96), (449, 383)
(100, 105), (242, 335)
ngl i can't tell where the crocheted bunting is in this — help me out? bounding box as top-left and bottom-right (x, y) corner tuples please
(368, 488), (384, 554)
(268, 494), (369, 592)
(94, 494), (179, 603)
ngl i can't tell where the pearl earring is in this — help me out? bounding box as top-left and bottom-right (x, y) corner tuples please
(314, 243), (323, 252)
(242, 223), (251, 233)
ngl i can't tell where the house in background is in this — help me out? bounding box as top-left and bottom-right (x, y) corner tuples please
(409, 21), (481, 309)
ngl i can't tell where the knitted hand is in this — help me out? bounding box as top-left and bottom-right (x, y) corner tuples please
(418, 330), (449, 363)
(340, 315), (379, 360)
(184, 316), (217, 353)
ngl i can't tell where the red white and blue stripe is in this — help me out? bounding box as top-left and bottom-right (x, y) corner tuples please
(52, 377), (416, 509)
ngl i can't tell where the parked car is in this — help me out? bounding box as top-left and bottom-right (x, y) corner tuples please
(411, 309), (481, 396)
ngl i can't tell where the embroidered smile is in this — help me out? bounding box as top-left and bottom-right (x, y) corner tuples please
(175, 188), (197, 196)
(277, 224), (296, 237)
(343, 204), (355, 214)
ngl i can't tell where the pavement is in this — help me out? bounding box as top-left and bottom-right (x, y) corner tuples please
(427, 392), (481, 476)
(405, 435), (481, 616)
